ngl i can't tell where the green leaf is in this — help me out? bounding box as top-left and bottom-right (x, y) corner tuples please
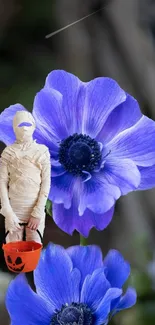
(46, 199), (52, 217)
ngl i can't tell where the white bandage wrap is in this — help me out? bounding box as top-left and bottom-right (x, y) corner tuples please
(0, 111), (51, 242)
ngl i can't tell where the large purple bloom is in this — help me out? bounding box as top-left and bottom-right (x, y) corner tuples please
(6, 243), (136, 325)
(1, 70), (155, 236)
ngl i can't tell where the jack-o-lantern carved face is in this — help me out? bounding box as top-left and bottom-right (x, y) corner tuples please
(7, 255), (25, 272)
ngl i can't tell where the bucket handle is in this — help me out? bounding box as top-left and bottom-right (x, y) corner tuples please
(4, 222), (43, 244)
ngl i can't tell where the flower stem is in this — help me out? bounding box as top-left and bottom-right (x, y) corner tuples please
(80, 234), (88, 246)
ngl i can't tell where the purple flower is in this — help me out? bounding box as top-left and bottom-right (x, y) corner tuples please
(6, 244), (136, 325)
(1, 70), (155, 236)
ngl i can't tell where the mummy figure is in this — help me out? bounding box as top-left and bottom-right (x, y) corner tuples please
(0, 111), (51, 243)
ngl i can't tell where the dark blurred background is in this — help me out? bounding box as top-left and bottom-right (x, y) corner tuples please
(1, 0), (155, 324)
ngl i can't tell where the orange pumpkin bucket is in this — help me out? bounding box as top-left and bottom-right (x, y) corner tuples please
(2, 223), (43, 273)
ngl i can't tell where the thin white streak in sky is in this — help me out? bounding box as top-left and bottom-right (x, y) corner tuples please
(45, 7), (104, 39)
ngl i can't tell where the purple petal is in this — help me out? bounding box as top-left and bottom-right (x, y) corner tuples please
(79, 174), (120, 215)
(67, 246), (103, 289)
(81, 269), (110, 310)
(95, 288), (122, 325)
(103, 158), (141, 195)
(34, 126), (59, 159)
(5, 274), (51, 325)
(108, 115), (155, 166)
(52, 164), (66, 177)
(45, 70), (83, 134)
(18, 122), (32, 127)
(103, 250), (130, 288)
(138, 165), (155, 190)
(33, 87), (71, 142)
(0, 101), (59, 158)
(81, 77), (126, 138)
(96, 94), (142, 144)
(49, 172), (75, 209)
(0, 104), (26, 145)
(34, 243), (80, 311)
(112, 287), (137, 316)
(53, 201), (115, 237)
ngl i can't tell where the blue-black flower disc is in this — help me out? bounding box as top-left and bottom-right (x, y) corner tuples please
(51, 303), (93, 325)
(59, 133), (102, 176)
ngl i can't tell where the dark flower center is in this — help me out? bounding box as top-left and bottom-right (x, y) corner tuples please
(59, 133), (102, 176)
(51, 302), (93, 325)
